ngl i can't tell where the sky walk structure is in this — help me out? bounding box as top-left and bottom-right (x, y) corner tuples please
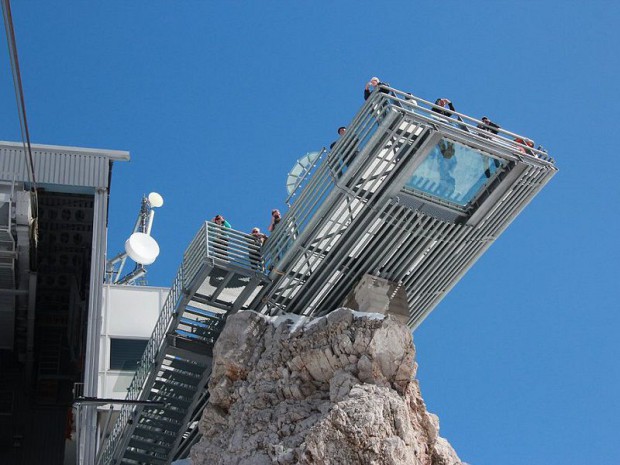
(95, 86), (557, 465)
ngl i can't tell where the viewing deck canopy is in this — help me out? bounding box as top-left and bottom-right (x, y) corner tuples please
(97, 86), (557, 465)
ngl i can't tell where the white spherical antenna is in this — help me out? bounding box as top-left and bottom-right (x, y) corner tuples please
(125, 232), (160, 265)
(148, 192), (164, 208)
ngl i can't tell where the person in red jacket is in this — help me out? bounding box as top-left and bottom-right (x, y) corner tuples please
(514, 137), (535, 155)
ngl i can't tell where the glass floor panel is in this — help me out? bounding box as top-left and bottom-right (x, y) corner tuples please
(403, 138), (505, 207)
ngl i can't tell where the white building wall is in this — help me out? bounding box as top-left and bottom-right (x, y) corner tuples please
(98, 284), (169, 399)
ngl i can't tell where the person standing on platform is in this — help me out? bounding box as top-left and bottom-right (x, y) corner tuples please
(432, 98), (469, 132)
(477, 116), (501, 135)
(212, 214), (231, 259)
(268, 209), (281, 232)
(330, 126), (347, 150)
(213, 214), (231, 229)
(432, 98), (456, 117)
(364, 77), (391, 100)
(249, 227), (267, 270)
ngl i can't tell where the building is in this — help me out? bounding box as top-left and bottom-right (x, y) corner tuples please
(0, 141), (129, 465)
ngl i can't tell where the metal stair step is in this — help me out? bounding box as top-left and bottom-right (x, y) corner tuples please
(166, 335), (213, 361)
(177, 318), (220, 340)
(148, 392), (192, 408)
(163, 354), (208, 373)
(133, 424), (177, 442)
(158, 367), (201, 386)
(132, 429), (174, 446)
(163, 344), (213, 366)
(141, 409), (183, 425)
(122, 448), (167, 465)
(161, 358), (205, 375)
(128, 437), (171, 456)
(143, 405), (187, 422)
(182, 304), (223, 321)
(138, 414), (182, 432)
(152, 380), (197, 398)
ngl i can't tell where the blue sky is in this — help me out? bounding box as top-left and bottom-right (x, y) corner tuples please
(2, 2), (619, 464)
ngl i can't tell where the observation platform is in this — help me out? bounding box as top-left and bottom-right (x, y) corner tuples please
(253, 86), (556, 326)
(98, 86), (557, 464)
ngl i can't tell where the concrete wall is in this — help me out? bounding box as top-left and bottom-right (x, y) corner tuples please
(98, 284), (169, 399)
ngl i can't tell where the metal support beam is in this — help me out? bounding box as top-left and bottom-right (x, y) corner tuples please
(81, 187), (108, 465)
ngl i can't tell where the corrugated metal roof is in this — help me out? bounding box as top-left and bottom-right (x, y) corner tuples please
(0, 141), (130, 189)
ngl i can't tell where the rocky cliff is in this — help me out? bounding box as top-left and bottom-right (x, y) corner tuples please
(191, 308), (464, 465)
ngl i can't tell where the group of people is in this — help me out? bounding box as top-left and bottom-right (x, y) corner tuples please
(213, 77), (543, 265)
(363, 76), (541, 156)
(211, 210), (282, 270)
(212, 208), (281, 249)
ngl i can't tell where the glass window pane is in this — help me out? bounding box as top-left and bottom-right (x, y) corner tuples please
(403, 138), (505, 207)
(109, 338), (148, 371)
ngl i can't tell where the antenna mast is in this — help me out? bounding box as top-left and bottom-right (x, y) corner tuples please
(105, 192), (163, 285)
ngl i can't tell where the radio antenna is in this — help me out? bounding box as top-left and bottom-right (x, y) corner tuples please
(105, 192), (163, 285)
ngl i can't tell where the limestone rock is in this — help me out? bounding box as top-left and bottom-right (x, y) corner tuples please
(191, 308), (464, 465)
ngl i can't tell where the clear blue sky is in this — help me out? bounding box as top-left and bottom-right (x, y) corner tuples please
(2, 2), (619, 464)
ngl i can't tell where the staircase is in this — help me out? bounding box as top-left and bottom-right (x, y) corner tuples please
(97, 222), (269, 465)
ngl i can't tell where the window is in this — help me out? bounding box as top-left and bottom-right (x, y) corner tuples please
(403, 138), (506, 209)
(109, 338), (148, 371)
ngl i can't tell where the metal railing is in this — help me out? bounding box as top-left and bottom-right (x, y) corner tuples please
(257, 86), (556, 316)
(96, 270), (184, 464)
(377, 85), (554, 163)
(205, 221), (265, 272)
(262, 86), (555, 275)
(261, 89), (397, 275)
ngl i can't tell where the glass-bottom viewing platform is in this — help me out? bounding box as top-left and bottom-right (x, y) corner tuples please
(254, 86), (557, 328)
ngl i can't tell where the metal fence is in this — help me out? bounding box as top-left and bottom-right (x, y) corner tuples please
(377, 85), (554, 163)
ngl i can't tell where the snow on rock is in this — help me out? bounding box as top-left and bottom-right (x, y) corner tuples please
(191, 308), (464, 465)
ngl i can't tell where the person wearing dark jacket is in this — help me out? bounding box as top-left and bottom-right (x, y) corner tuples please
(268, 209), (281, 232)
(432, 98), (469, 132)
(364, 77), (391, 100)
(432, 98), (456, 117)
(249, 227), (267, 270)
(330, 126), (347, 150)
(477, 116), (501, 135)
